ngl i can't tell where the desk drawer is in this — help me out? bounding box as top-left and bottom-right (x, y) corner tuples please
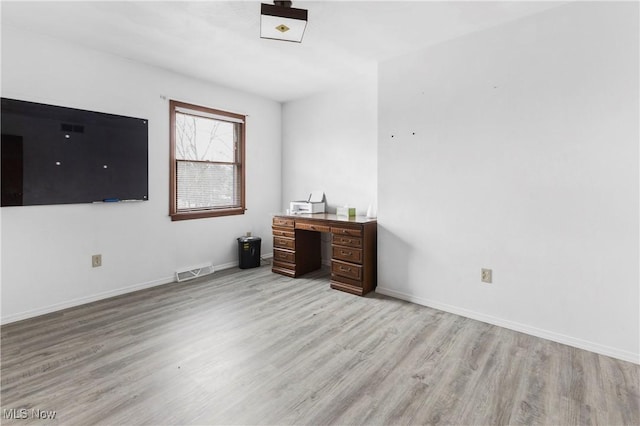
(272, 261), (296, 277)
(296, 221), (331, 233)
(331, 226), (362, 237)
(272, 228), (294, 238)
(332, 235), (362, 248)
(273, 236), (295, 250)
(332, 246), (363, 263)
(273, 217), (294, 228)
(273, 248), (295, 263)
(332, 260), (362, 281)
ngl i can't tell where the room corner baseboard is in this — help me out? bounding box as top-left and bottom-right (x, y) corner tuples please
(375, 286), (639, 365)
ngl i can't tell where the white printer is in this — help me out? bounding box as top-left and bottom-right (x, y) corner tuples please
(289, 191), (325, 214)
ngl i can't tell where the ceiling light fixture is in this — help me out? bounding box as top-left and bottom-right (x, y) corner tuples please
(260, 1), (308, 43)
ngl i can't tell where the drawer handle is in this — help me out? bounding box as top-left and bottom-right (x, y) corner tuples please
(310, 225), (316, 230)
(341, 250), (352, 256)
(340, 266), (352, 272)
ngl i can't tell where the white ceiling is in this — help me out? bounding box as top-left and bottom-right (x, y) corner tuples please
(1, 1), (566, 102)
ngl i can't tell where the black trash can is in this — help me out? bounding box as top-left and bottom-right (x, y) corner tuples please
(237, 236), (261, 269)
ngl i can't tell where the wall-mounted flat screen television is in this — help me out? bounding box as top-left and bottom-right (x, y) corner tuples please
(1, 98), (148, 207)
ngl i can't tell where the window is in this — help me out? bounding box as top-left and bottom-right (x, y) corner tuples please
(170, 100), (245, 221)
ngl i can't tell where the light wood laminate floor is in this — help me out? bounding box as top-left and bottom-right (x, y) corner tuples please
(1, 265), (638, 425)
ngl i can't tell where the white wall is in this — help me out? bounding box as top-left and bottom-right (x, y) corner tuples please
(1, 26), (282, 323)
(282, 69), (378, 216)
(282, 70), (377, 263)
(377, 2), (639, 363)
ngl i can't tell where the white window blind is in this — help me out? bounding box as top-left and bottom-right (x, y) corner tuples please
(176, 162), (241, 209)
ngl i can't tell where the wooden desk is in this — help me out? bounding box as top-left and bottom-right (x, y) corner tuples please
(272, 213), (377, 296)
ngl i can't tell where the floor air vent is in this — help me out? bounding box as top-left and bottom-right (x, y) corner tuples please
(175, 262), (214, 282)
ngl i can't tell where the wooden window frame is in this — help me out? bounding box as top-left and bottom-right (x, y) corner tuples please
(169, 100), (246, 221)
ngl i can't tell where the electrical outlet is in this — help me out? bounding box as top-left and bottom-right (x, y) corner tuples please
(481, 268), (492, 283)
(92, 254), (102, 268)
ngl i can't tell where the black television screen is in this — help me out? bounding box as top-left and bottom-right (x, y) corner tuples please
(1, 98), (148, 207)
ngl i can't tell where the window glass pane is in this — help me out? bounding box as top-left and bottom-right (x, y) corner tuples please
(175, 112), (235, 162)
(176, 161), (240, 209)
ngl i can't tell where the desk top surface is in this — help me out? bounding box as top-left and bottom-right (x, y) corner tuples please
(274, 212), (377, 224)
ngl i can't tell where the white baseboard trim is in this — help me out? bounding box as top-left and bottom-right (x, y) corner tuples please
(215, 261), (241, 271)
(1, 275), (174, 325)
(375, 286), (639, 365)
(1, 258), (268, 325)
